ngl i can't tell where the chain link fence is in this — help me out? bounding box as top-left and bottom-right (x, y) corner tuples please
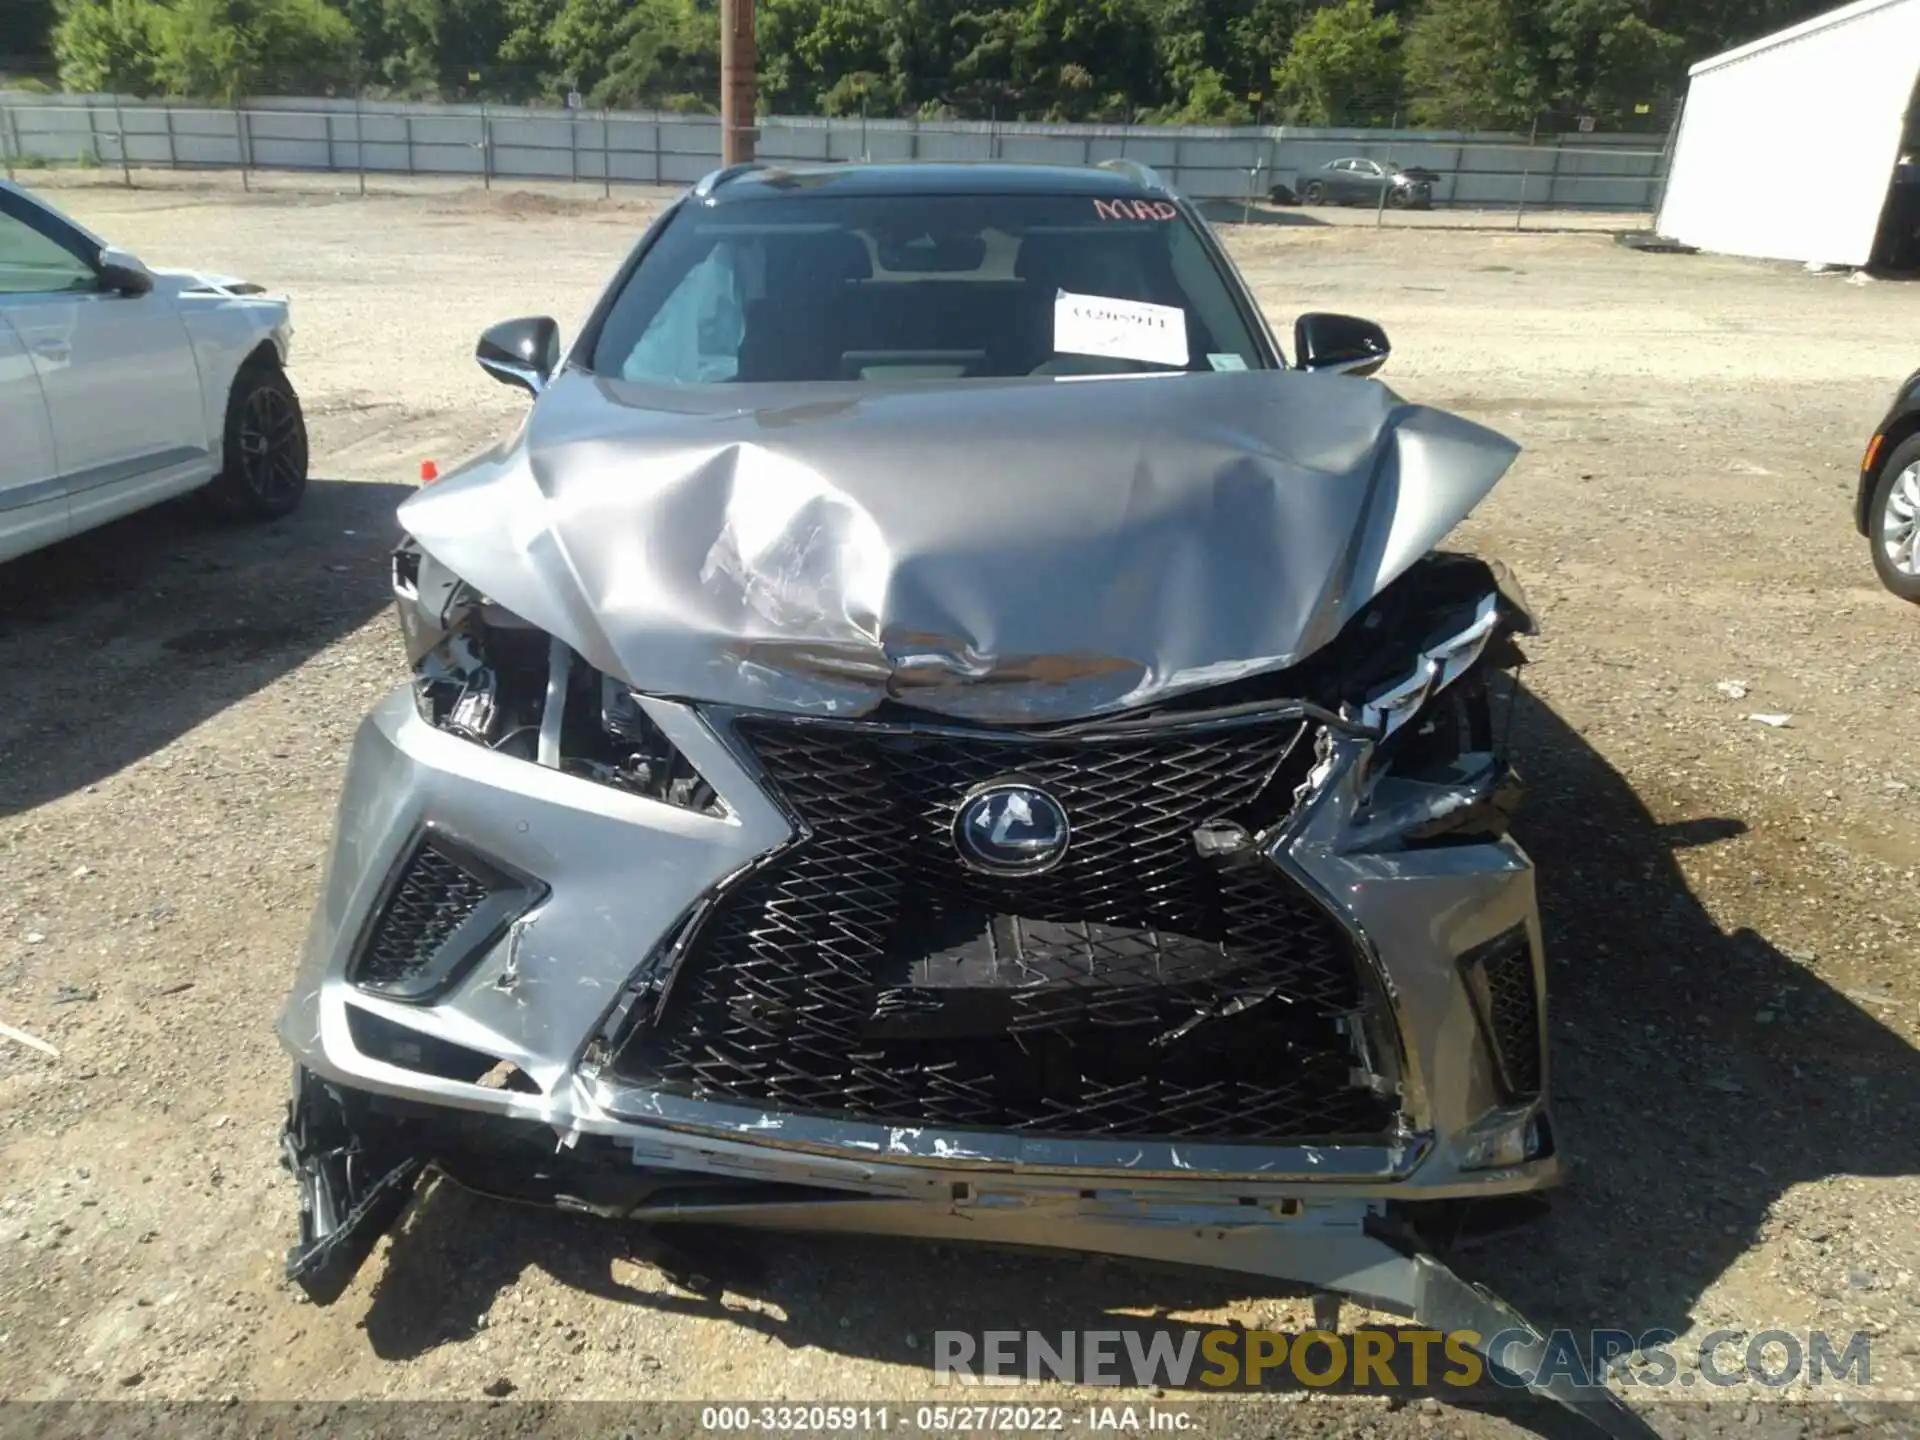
(0, 60), (1675, 230)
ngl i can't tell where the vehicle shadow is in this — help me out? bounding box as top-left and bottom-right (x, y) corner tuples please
(1194, 199), (1329, 229)
(0, 479), (411, 818)
(1444, 682), (1920, 1351)
(353, 680), (1918, 1432)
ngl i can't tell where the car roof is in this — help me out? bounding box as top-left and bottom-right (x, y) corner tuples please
(700, 160), (1173, 203)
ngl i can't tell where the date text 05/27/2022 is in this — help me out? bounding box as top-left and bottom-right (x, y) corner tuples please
(699, 1405), (1195, 1432)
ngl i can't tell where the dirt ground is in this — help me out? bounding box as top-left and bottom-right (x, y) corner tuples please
(2, 170), (1918, 1438)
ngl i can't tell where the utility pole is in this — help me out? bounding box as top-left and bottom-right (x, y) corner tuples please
(721, 0), (757, 165)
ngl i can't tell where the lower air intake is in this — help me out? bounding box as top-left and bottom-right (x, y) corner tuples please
(351, 835), (543, 1002)
(1464, 926), (1544, 1100)
(613, 711), (1393, 1142)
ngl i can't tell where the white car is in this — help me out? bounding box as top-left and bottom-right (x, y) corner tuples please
(0, 179), (307, 565)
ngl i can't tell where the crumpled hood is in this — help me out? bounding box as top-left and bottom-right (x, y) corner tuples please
(399, 368), (1519, 722)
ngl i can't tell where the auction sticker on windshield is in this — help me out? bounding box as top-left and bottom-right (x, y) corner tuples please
(1053, 290), (1189, 368)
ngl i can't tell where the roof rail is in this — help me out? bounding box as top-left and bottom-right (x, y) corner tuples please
(692, 161), (768, 198)
(1095, 157), (1173, 195)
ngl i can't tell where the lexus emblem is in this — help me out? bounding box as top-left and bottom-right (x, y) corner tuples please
(952, 782), (1071, 876)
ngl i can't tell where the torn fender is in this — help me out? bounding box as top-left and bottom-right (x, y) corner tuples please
(398, 369), (1519, 723)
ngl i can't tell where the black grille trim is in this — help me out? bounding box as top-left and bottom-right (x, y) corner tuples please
(612, 710), (1392, 1143)
(1461, 924), (1544, 1100)
(349, 833), (545, 1003)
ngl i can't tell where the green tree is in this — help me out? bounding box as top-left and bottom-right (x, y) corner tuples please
(339, 0), (515, 96)
(940, 0), (1159, 121)
(51, 0), (164, 92)
(497, 0), (562, 84)
(1155, 65), (1251, 123)
(2, 0), (61, 66)
(1273, 0), (1399, 125)
(1537, 0), (1680, 124)
(1144, 0), (1303, 118)
(1012, 0), (1159, 120)
(145, 0), (355, 98)
(532, 0), (717, 108)
(759, 0), (896, 113)
(1402, 0), (1539, 129)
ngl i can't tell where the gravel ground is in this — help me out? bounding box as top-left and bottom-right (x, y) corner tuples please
(1, 171), (1918, 1438)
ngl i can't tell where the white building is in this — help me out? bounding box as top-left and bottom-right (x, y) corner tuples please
(1655, 0), (1920, 267)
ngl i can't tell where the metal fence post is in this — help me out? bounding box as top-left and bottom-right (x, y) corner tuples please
(110, 97), (131, 186)
(0, 100), (13, 182)
(355, 86), (366, 194)
(236, 103), (251, 190)
(163, 103), (177, 169)
(569, 104), (578, 184)
(653, 117), (663, 185)
(404, 110), (414, 175)
(481, 102), (491, 189)
(602, 107), (611, 197)
(1513, 117), (1537, 231)
(1374, 116), (1396, 227)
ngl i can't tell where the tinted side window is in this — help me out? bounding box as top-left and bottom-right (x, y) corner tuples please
(0, 209), (96, 297)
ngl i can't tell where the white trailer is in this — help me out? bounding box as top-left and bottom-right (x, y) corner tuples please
(1656, 0), (1920, 267)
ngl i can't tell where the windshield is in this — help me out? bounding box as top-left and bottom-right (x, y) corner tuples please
(586, 191), (1270, 385)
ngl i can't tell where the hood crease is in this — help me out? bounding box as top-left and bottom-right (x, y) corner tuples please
(398, 370), (1519, 723)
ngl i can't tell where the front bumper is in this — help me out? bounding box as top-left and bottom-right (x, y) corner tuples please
(268, 689), (1662, 1435)
(281, 685), (1558, 1199)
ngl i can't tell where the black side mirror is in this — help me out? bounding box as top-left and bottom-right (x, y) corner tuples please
(477, 316), (561, 397)
(1294, 312), (1390, 378)
(97, 246), (154, 296)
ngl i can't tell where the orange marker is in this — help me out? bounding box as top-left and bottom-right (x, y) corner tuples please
(419, 459), (439, 484)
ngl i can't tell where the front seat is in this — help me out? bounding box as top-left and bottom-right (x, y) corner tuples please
(736, 233), (871, 382)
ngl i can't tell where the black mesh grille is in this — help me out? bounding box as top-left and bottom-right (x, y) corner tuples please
(1480, 937), (1543, 1099)
(353, 840), (511, 998)
(613, 713), (1392, 1142)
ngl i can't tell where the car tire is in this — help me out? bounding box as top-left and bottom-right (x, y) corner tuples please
(1388, 188), (1410, 209)
(1301, 182), (1326, 205)
(1867, 435), (1920, 602)
(201, 359), (309, 521)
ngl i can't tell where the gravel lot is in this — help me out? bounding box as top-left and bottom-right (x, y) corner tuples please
(2, 171), (1918, 1437)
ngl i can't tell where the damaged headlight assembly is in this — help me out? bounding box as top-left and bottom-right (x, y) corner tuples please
(391, 539), (725, 816)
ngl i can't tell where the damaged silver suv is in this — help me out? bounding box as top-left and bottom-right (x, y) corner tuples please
(277, 160), (1638, 1434)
